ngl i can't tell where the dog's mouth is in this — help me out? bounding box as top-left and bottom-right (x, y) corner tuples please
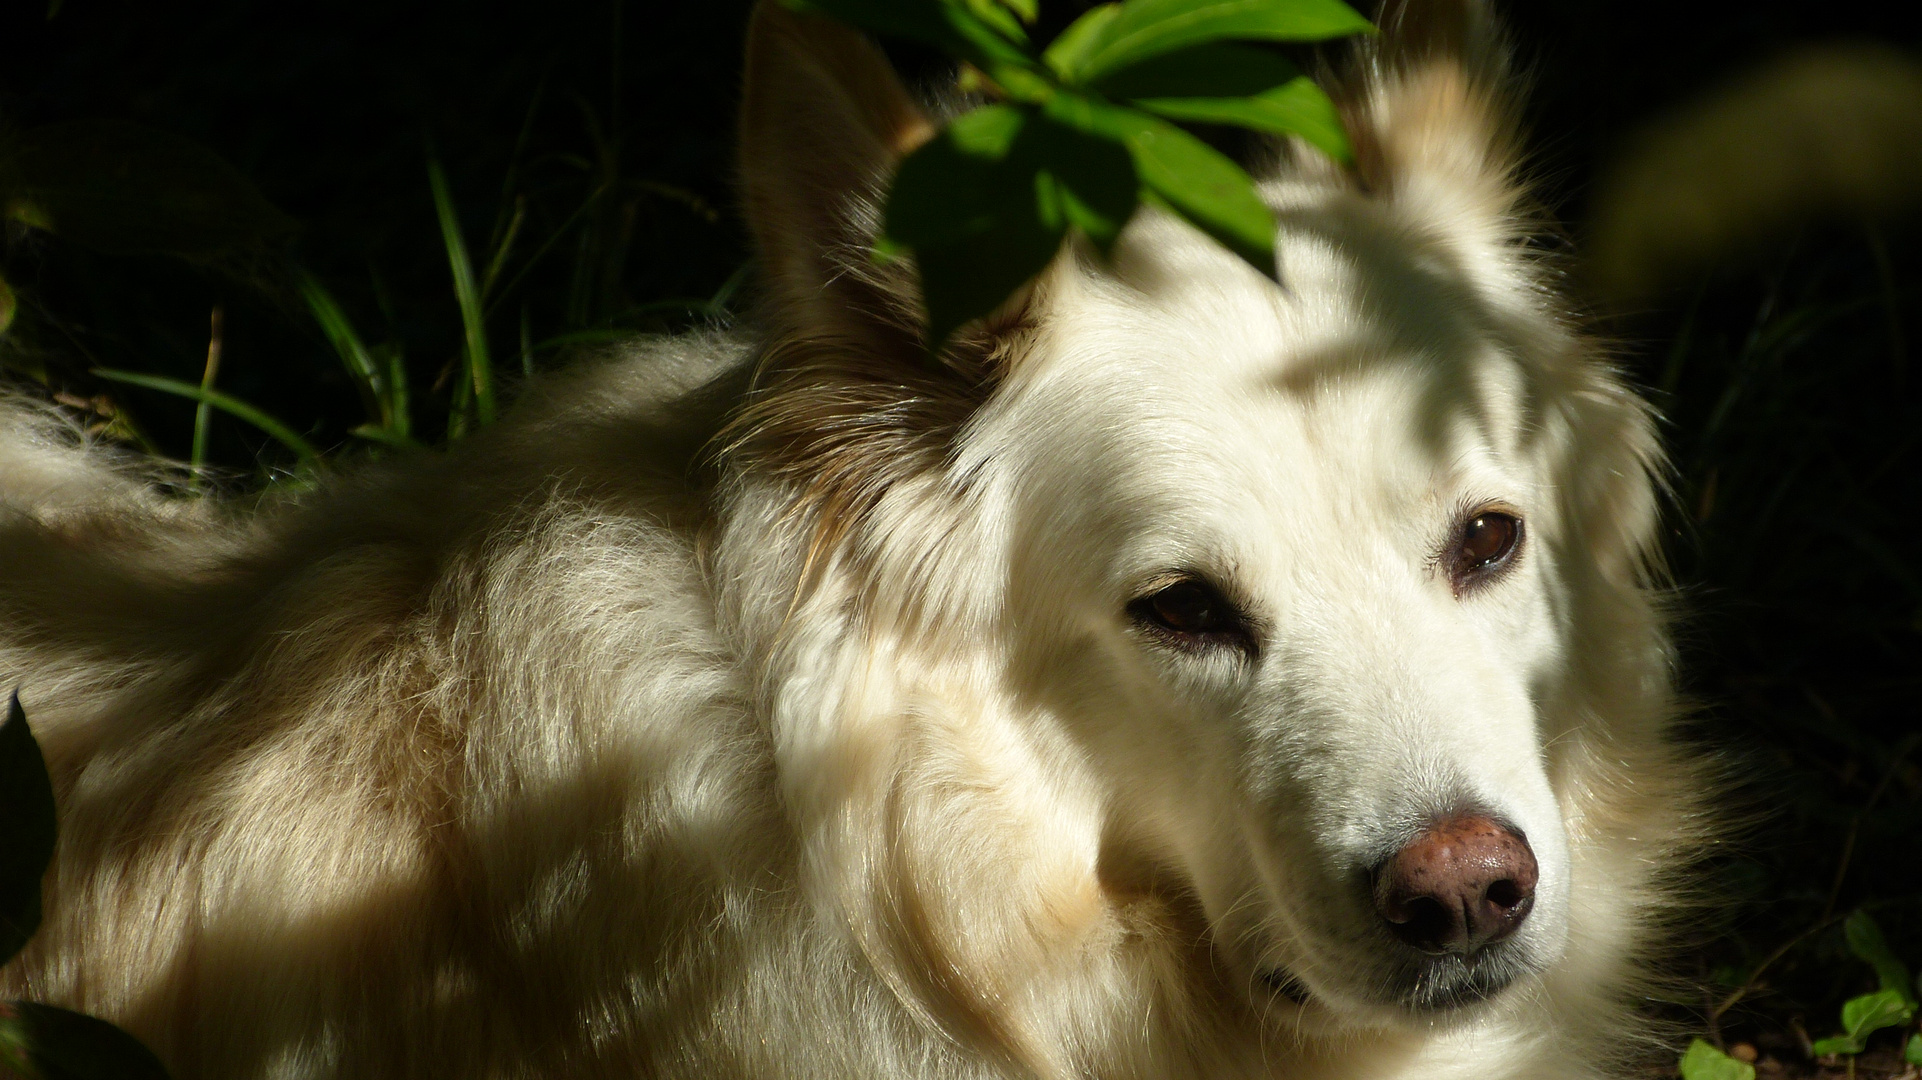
(1259, 946), (1528, 1021)
(1392, 953), (1518, 1012)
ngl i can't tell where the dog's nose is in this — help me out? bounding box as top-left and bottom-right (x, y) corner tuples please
(1372, 814), (1537, 955)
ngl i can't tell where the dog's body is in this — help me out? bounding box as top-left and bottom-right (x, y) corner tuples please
(0, 4), (1703, 1077)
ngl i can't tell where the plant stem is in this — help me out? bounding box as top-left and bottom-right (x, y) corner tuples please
(190, 304), (225, 477)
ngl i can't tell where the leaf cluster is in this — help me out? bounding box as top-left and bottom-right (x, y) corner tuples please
(1681, 910), (1922, 1079)
(1805, 911), (1922, 1062)
(783, 0), (1371, 348)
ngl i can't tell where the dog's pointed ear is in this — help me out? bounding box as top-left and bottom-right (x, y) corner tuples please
(739, 2), (934, 349)
(1341, 0), (1520, 222)
(1371, 0), (1500, 77)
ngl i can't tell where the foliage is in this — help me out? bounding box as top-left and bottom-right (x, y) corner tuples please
(1680, 1038), (1756, 1080)
(1842, 907), (1919, 1011)
(784, 0), (1370, 347)
(1804, 912), (1919, 1058)
(0, 694), (172, 1079)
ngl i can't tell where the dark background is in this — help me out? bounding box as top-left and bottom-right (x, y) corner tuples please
(3, 1), (1919, 1072)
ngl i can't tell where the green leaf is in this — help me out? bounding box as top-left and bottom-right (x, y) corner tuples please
(885, 104), (1069, 348)
(0, 693), (57, 965)
(1905, 1032), (1922, 1067)
(0, 120), (296, 256)
(1845, 910), (1918, 1008)
(1065, 0), (1373, 85)
(1043, 4), (1121, 81)
(1840, 988), (1913, 1042)
(886, 95), (1147, 343)
(1093, 39), (1299, 98)
(1810, 989), (1917, 1058)
(1810, 1036), (1862, 1058)
(957, 0), (1031, 43)
(886, 105), (1032, 253)
(988, 0), (1037, 23)
(1031, 105), (1140, 251)
(915, 214), (1065, 351)
(0, 1001), (171, 1079)
(90, 369), (322, 464)
(1134, 76), (1351, 161)
(1063, 99), (1275, 275)
(1679, 1039), (1756, 1080)
(948, 103), (1031, 158)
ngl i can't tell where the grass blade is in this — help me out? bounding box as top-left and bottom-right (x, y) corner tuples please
(349, 424), (420, 450)
(483, 183), (606, 320)
(428, 158), (495, 426)
(383, 344), (411, 439)
(93, 368), (321, 463)
(708, 261), (752, 315)
(481, 195), (526, 301)
(190, 305), (224, 474)
(297, 271), (388, 427)
(520, 306), (534, 378)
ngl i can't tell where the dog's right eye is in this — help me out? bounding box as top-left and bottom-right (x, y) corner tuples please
(1130, 579), (1254, 654)
(1444, 509), (1524, 595)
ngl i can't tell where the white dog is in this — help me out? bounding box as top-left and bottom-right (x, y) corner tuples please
(0, 2), (1705, 1076)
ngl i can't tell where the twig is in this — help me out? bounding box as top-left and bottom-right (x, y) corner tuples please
(1711, 916), (1841, 1028)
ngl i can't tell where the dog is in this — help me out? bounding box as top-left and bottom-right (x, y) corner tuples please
(0, 2), (1706, 1076)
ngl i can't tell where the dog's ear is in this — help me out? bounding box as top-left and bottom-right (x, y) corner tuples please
(738, 2), (934, 351)
(1369, 0), (1500, 77)
(1340, 0), (1520, 222)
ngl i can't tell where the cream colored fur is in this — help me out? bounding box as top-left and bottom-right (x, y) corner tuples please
(0, 3), (1704, 1077)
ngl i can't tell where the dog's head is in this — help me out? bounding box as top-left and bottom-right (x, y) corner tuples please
(734, 0), (1670, 1043)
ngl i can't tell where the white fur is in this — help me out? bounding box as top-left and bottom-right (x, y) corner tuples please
(0, 5), (1703, 1077)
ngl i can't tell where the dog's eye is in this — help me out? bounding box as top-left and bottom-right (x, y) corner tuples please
(1130, 579), (1254, 654)
(1448, 511), (1523, 590)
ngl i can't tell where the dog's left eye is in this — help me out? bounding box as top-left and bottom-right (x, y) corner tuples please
(1130, 579), (1254, 653)
(1448, 510), (1523, 590)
